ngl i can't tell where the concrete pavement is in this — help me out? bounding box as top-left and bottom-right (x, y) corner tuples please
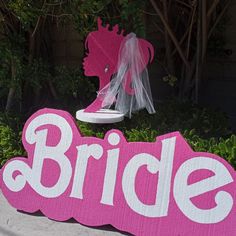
(0, 191), (126, 236)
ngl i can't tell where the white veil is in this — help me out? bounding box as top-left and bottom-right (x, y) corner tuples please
(98, 33), (156, 118)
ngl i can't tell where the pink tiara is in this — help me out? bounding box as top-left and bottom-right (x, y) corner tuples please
(97, 17), (125, 36)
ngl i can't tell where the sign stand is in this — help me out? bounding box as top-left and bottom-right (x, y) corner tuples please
(76, 109), (124, 124)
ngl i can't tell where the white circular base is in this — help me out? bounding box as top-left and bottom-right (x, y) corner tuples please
(76, 109), (124, 124)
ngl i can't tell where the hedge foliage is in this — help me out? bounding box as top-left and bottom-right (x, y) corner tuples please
(0, 117), (25, 166)
(0, 100), (235, 169)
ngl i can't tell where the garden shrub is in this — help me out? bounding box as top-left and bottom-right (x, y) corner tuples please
(0, 100), (235, 169)
(77, 123), (236, 169)
(0, 123), (24, 167)
(77, 100), (235, 168)
(52, 66), (96, 108)
(0, 112), (25, 166)
(77, 100), (231, 139)
(183, 130), (236, 168)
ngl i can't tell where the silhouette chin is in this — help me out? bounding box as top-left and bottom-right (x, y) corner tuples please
(83, 70), (94, 77)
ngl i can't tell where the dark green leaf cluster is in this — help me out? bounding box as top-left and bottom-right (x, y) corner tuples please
(70, 0), (146, 37)
(23, 59), (52, 89)
(0, 0), (147, 111)
(184, 130), (236, 168)
(77, 100), (235, 168)
(0, 100), (235, 169)
(52, 66), (96, 106)
(0, 113), (25, 166)
(119, 0), (146, 37)
(8, 0), (41, 30)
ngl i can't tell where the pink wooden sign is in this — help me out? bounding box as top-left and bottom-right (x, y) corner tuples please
(0, 108), (236, 236)
(83, 18), (154, 113)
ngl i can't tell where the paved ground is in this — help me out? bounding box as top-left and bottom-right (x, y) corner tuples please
(0, 191), (126, 236)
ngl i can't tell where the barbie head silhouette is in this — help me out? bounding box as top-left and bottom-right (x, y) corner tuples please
(83, 18), (155, 117)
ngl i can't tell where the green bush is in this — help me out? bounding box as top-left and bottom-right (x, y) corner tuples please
(0, 100), (235, 169)
(184, 130), (236, 168)
(0, 112), (25, 166)
(0, 124), (25, 166)
(52, 66), (96, 108)
(78, 124), (236, 169)
(77, 100), (231, 138)
(77, 100), (235, 169)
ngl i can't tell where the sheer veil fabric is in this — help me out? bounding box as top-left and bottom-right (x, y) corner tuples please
(98, 33), (156, 118)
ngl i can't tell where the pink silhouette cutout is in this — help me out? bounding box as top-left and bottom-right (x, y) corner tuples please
(83, 18), (154, 113)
